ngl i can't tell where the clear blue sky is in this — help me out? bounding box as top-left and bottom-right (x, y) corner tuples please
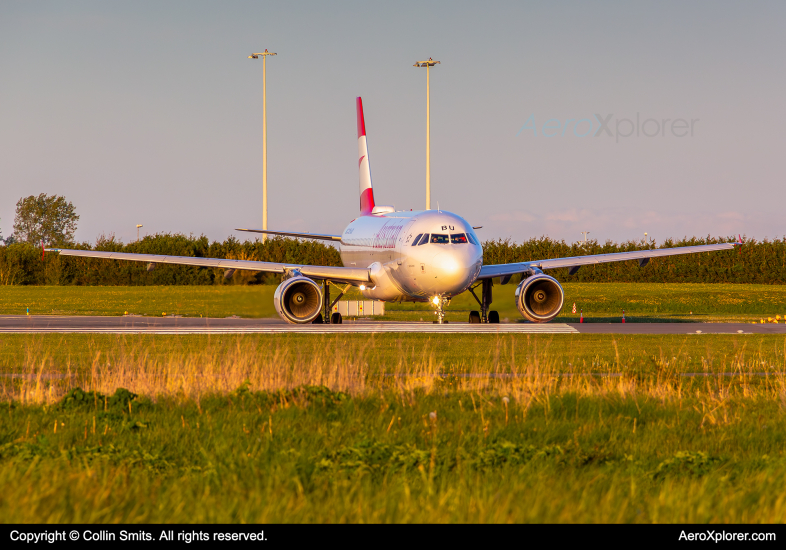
(1, 1), (784, 245)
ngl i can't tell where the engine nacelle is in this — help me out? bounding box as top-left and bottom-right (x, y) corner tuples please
(360, 262), (406, 301)
(273, 276), (323, 324)
(515, 274), (565, 323)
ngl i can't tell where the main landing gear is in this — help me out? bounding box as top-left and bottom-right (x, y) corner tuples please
(312, 280), (351, 324)
(468, 278), (499, 324)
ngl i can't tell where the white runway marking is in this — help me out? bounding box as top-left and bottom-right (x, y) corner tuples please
(0, 323), (578, 335)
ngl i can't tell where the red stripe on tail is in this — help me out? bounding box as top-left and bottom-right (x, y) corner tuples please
(360, 188), (374, 215)
(356, 97), (366, 138)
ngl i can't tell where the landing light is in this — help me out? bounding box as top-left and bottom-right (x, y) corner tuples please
(432, 296), (440, 305)
(359, 284), (366, 291)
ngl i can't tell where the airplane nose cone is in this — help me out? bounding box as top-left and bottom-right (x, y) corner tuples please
(432, 249), (481, 294)
(433, 253), (461, 277)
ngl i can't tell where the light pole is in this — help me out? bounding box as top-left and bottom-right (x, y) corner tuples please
(136, 224), (143, 242)
(581, 231), (590, 243)
(414, 58), (440, 210)
(248, 49), (277, 242)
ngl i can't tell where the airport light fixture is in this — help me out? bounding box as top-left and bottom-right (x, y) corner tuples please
(414, 58), (440, 210)
(248, 49), (277, 242)
(581, 231), (590, 243)
(136, 224), (143, 242)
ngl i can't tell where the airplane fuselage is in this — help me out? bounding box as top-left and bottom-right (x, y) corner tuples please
(339, 209), (483, 302)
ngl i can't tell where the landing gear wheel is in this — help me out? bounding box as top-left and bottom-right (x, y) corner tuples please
(469, 311), (481, 324)
(312, 313), (324, 324)
(330, 312), (343, 325)
(488, 310), (500, 324)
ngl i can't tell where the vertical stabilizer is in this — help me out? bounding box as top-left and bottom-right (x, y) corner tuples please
(357, 97), (375, 214)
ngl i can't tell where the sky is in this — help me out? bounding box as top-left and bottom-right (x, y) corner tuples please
(1, 0), (784, 246)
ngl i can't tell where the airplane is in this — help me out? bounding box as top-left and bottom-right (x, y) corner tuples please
(48, 97), (741, 325)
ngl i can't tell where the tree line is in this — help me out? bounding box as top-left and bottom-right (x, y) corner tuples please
(1, 232), (783, 286)
(483, 236), (775, 284)
(0, 233), (342, 286)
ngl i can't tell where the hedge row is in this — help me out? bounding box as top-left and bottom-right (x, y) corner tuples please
(0, 234), (341, 286)
(484, 236), (777, 284)
(0, 233), (782, 286)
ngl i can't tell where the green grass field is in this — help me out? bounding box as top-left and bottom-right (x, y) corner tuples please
(2, 332), (786, 522)
(3, 283), (786, 322)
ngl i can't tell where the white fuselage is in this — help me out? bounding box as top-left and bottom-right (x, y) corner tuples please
(339, 209), (483, 302)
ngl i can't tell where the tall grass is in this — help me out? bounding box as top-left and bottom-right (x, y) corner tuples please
(4, 334), (786, 405)
(3, 336), (786, 523)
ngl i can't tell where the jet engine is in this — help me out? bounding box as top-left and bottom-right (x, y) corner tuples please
(274, 276), (323, 324)
(360, 262), (406, 301)
(515, 274), (565, 323)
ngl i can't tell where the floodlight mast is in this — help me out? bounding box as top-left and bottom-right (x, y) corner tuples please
(248, 50), (277, 242)
(414, 58), (440, 210)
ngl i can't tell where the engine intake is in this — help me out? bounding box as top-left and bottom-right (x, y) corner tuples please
(274, 276), (323, 324)
(515, 274), (565, 323)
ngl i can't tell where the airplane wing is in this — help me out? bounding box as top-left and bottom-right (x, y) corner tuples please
(235, 228), (342, 242)
(46, 249), (370, 284)
(478, 241), (740, 280)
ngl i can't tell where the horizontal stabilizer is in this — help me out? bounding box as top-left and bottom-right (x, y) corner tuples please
(235, 228), (342, 242)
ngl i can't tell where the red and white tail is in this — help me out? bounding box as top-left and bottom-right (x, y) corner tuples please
(357, 97), (375, 215)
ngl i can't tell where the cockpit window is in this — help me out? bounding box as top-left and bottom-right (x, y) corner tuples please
(418, 234), (430, 245)
(430, 234), (449, 244)
(466, 233), (479, 245)
(451, 233), (468, 244)
(411, 233), (423, 246)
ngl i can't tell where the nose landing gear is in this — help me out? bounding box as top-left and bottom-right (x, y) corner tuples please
(431, 295), (451, 324)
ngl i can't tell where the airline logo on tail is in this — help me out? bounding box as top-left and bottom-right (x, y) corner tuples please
(357, 97), (375, 214)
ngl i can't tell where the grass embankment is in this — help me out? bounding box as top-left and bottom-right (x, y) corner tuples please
(3, 283), (786, 323)
(0, 285), (277, 318)
(2, 334), (786, 522)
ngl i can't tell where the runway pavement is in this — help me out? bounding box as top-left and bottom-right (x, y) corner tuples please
(0, 315), (784, 334)
(571, 322), (786, 334)
(0, 315), (577, 334)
